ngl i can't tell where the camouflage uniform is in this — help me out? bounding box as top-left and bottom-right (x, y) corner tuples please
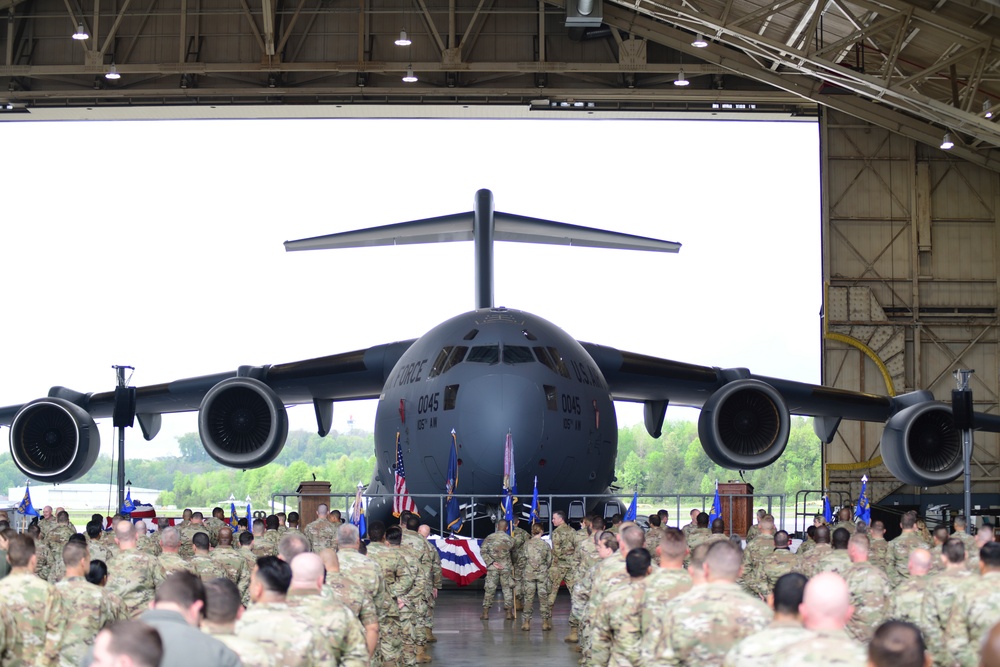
(45, 524), (76, 550)
(843, 560), (891, 643)
(305, 517), (339, 552)
(761, 548), (798, 593)
(285, 588), (370, 667)
(88, 539), (115, 564)
(188, 553), (228, 582)
(54, 576), (119, 667)
(570, 534), (600, 630)
(887, 574), (932, 639)
(259, 530), (280, 557)
(368, 542), (416, 667)
(236, 600), (341, 667)
(640, 580), (772, 666)
(204, 516), (226, 547)
(177, 523), (211, 560)
(868, 536), (889, 571)
(509, 525), (529, 605)
(794, 543), (832, 579)
(479, 529), (515, 611)
(400, 528), (433, 645)
(722, 619), (814, 667)
(681, 521), (696, 538)
(831, 520), (857, 536)
(771, 628), (867, 666)
(324, 572), (380, 631)
(886, 531), (930, 587)
(33, 541), (52, 582)
(740, 534), (775, 597)
(945, 569), (1000, 667)
(547, 522), (577, 608)
(815, 548), (853, 577)
(921, 566), (972, 665)
(646, 525), (665, 552)
(340, 548), (395, 663)
(159, 551), (194, 575)
(0, 570), (64, 667)
(796, 537), (816, 558)
(591, 577), (645, 667)
(685, 527), (711, 551)
(639, 567), (693, 636)
(45, 553), (67, 585)
(582, 552), (631, 662)
(521, 536), (552, 622)
(211, 546), (253, 607)
(202, 624), (274, 667)
(135, 533), (160, 557)
(106, 548), (167, 617)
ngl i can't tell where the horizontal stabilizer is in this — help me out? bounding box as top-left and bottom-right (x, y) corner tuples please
(285, 211), (680, 253)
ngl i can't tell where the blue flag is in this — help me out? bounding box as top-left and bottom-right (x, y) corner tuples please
(445, 430), (463, 534)
(503, 432), (516, 533)
(351, 485), (368, 540)
(855, 475), (871, 525)
(529, 476), (540, 526)
(230, 502), (239, 532)
(246, 501), (252, 531)
(16, 483), (38, 517)
(121, 487), (135, 514)
(823, 494), (834, 524)
(708, 484), (722, 524)
(624, 491), (638, 522)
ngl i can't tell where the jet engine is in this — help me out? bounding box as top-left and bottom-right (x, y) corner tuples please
(881, 402), (962, 487)
(698, 379), (791, 469)
(198, 377), (288, 468)
(9, 398), (101, 483)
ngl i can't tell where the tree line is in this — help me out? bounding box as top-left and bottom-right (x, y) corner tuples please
(0, 418), (821, 508)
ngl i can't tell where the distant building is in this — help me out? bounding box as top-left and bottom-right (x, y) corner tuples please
(7, 484), (164, 511)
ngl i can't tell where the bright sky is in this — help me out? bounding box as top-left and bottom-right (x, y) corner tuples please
(0, 116), (821, 461)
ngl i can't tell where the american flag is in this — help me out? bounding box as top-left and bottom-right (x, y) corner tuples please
(393, 432), (417, 517)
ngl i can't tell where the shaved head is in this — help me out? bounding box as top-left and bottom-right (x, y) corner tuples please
(908, 548), (932, 576)
(800, 572), (853, 631)
(290, 552), (325, 590)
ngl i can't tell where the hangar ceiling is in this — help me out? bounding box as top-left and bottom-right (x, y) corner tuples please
(2, 0), (1000, 170)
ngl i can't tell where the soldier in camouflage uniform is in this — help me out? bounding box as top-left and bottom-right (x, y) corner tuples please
(189, 532), (228, 581)
(417, 524), (443, 643)
(724, 572), (812, 667)
(952, 515), (977, 555)
(547, 510), (578, 630)
(641, 528), (693, 638)
(646, 514), (665, 552)
(580, 524), (645, 663)
(946, 541), (1000, 667)
(210, 526), (252, 607)
(640, 540), (772, 666)
(569, 517), (603, 633)
(238, 556), (365, 667)
(249, 519), (274, 559)
(922, 537), (972, 665)
(681, 509), (700, 538)
(795, 524), (832, 578)
(339, 522), (396, 665)
(740, 516), (775, 597)
(25, 524), (51, 581)
(0, 533), (64, 667)
(157, 527), (194, 575)
(966, 526), (994, 572)
(133, 521), (159, 557)
(320, 548), (380, 660)
(591, 548), (651, 667)
(928, 525), (950, 574)
(54, 540), (120, 667)
(305, 504), (339, 552)
(283, 511), (312, 551)
(573, 529), (617, 647)
(202, 578), (273, 667)
(204, 507), (227, 547)
(509, 519), (530, 611)
(106, 519), (167, 617)
(260, 515), (282, 555)
(746, 509), (767, 542)
(86, 521), (114, 564)
(816, 527), (853, 577)
(761, 530), (799, 594)
(831, 507), (857, 536)
(887, 510), (930, 587)
(236, 530), (258, 570)
(868, 520), (889, 571)
(887, 548), (933, 636)
(685, 512), (712, 551)
(177, 512), (212, 560)
(521, 522), (552, 630)
(774, 572), (868, 666)
(843, 532), (891, 643)
(479, 518), (515, 620)
(46, 511), (76, 550)
(368, 522), (418, 667)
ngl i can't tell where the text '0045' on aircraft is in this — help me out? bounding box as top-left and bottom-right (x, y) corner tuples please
(1, 189), (996, 532)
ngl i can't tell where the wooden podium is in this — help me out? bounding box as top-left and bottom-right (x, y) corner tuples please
(297, 481), (331, 525)
(718, 482), (754, 537)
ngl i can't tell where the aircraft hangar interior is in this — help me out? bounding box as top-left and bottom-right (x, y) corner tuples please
(3, 0), (1000, 523)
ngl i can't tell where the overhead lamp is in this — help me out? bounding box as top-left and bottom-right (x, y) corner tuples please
(395, 30), (411, 46)
(940, 132), (954, 150)
(402, 66), (418, 83)
(72, 22), (89, 40)
(984, 100), (993, 119)
(105, 64), (121, 80)
(674, 70), (690, 86)
(692, 34), (708, 48)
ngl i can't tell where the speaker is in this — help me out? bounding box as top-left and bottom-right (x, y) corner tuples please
(113, 386), (137, 428)
(952, 389), (974, 431)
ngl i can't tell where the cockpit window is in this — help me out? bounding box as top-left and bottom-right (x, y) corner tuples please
(463, 329), (479, 341)
(534, 346), (570, 378)
(467, 345), (499, 364)
(503, 346), (534, 364)
(441, 346), (468, 373)
(428, 347), (452, 379)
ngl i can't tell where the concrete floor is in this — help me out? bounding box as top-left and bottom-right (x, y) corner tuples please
(424, 590), (580, 667)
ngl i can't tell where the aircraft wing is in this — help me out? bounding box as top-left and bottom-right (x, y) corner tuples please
(0, 340), (415, 482)
(582, 341), (1000, 487)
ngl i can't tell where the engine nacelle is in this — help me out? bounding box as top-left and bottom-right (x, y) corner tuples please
(198, 377), (288, 468)
(881, 402), (962, 487)
(698, 379), (791, 469)
(10, 398), (101, 483)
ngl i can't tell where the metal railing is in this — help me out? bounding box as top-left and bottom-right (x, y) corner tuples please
(793, 489), (852, 538)
(271, 490), (786, 538)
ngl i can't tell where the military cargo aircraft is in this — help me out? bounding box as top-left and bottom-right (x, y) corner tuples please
(0, 190), (995, 532)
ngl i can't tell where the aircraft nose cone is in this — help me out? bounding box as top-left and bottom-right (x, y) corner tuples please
(457, 373), (544, 481)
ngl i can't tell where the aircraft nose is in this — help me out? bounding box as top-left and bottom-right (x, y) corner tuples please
(457, 373), (545, 479)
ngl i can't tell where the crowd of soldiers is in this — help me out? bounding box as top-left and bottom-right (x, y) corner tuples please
(0, 503), (442, 667)
(477, 505), (1000, 667)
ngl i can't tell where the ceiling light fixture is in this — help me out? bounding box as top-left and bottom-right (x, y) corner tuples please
(674, 70), (690, 86)
(692, 34), (708, 48)
(984, 100), (993, 119)
(402, 66), (418, 83)
(395, 30), (411, 46)
(940, 132), (954, 150)
(73, 22), (89, 40)
(105, 64), (121, 80)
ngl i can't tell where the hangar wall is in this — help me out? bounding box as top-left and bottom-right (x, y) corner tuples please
(821, 108), (1000, 511)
